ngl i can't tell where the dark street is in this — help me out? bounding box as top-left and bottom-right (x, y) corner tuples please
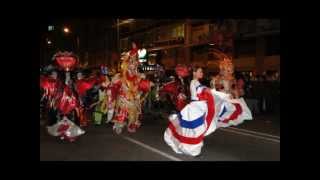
(40, 114), (280, 161)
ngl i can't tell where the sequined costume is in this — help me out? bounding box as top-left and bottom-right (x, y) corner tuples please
(111, 48), (152, 134)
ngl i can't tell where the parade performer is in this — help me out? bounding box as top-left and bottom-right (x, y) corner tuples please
(91, 65), (116, 125)
(111, 43), (152, 134)
(40, 69), (62, 126)
(214, 58), (240, 99)
(159, 64), (189, 111)
(164, 57), (252, 156)
(74, 70), (97, 127)
(175, 64), (189, 111)
(40, 52), (88, 142)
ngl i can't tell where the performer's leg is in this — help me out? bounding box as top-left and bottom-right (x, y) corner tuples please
(113, 108), (127, 134)
(67, 110), (77, 124)
(113, 122), (125, 134)
(127, 114), (135, 133)
(106, 109), (114, 123)
(127, 107), (140, 133)
(48, 108), (58, 126)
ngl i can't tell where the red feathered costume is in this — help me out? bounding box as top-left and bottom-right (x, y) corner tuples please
(160, 80), (187, 111)
(41, 52), (95, 142)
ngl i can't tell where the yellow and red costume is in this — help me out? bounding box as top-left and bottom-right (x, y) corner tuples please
(112, 49), (151, 134)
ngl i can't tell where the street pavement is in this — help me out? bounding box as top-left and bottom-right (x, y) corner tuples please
(40, 113), (280, 161)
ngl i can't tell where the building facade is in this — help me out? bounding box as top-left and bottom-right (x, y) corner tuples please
(40, 18), (280, 75)
(118, 19), (280, 75)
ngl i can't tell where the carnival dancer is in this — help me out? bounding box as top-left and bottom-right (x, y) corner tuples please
(160, 64), (189, 112)
(42, 51), (86, 142)
(164, 60), (252, 156)
(74, 69), (97, 127)
(40, 68), (62, 126)
(213, 58), (239, 98)
(111, 43), (152, 134)
(190, 66), (203, 101)
(175, 64), (189, 111)
(211, 58), (252, 127)
(91, 65), (116, 125)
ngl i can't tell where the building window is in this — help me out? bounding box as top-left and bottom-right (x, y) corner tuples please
(155, 23), (184, 42)
(191, 24), (209, 44)
(172, 24), (184, 38)
(48, 25), (54, 31)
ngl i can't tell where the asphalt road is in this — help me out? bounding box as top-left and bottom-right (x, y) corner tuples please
(40, 113), (280, 161)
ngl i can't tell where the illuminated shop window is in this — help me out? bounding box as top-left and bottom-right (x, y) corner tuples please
(48, 25), (54, 31)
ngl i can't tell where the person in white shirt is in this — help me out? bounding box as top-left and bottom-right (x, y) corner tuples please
(190, 66), (204, 101)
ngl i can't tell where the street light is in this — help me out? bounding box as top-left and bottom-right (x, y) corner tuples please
(46, 38), (52, 45)
(63, 27), (70, 33)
